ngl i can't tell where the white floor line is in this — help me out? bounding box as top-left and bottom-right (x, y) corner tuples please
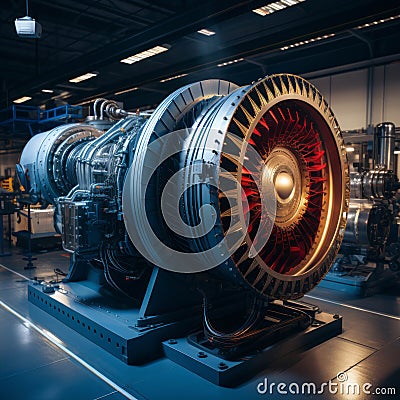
(0, 262), (31, 280)
(1, 261), (398, 394)
(93, 390), (118, 400)
(0, 262), (138, 400)
(305, 294), (400, 321)
(0, 299), (138, 400)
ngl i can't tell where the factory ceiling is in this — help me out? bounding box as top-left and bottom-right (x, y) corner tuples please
(1, 0), (400, 141)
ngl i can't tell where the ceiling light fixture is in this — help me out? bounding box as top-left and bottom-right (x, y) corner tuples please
(280, 14), (400, 52)
(41, 89), (54, 93)
(51, 91), (71, 100)
(355, 14), (400, 30)
(69, 72), (98, 83)
(253, 0), (305, 16)
(114, 87), (139, 95)
(197, 29), (216, 36)
(74, 99), (95, 106)
(13, 96), (32, 104)
(120, 45), (170, 65)
(14, 0), (42, 38)
(217, 58), (244, 67)
(160, 73), (188, 83)
(280, 33), (335, 50)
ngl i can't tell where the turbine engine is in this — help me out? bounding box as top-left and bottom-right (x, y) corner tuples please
(19, 74), (349, 300)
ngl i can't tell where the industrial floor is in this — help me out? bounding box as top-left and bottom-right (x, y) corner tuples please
(0, 248), (399, 400)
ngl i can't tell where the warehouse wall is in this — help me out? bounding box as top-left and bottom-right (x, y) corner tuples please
(310, 62), (400, 131)
(0, 153), (19, 177)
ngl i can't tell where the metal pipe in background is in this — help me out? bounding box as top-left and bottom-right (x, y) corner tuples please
(374, 122), (396, 170)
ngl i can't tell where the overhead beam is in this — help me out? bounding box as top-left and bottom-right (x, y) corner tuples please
(8, 0), (269, 99)
(66, 0), (400, 104)
(30, 1), (126, 35)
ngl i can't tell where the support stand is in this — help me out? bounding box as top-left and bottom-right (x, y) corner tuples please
(0, 214), (11, 257)
(163, 301), (342, 387)
(23, 204), (37, 269)
(27, 268), (204, 364)
(0, 193), (15, 257)
(28, 271), (343, 387)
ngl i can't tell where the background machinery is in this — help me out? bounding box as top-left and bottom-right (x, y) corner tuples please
(18, 74), (349, 386)
(321, 122), (400, 295)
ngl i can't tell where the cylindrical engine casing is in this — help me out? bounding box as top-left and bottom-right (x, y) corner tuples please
(18, 124), (102, 204)
(344, 201), (371, 245)
(349, 168), (398, 200)
(344, 200), (391, 247)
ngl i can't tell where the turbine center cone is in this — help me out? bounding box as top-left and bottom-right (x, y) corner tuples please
(275, 172), (294, 200)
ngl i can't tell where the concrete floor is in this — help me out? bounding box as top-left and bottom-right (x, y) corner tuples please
(0, 247), (399, 400)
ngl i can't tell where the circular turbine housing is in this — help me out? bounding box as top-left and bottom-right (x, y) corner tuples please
(123, 75), (350, 300)
(19, 124), (102, 203)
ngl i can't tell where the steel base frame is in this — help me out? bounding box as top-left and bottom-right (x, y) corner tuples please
(28, 280), (200, 364)
(28, 280), (343, 387)
(163, 310), (342, 387)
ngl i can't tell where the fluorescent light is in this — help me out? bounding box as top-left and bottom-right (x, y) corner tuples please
(394, 149), (400, 155)
(345, 146), (355, 153)
(69, 72), (98, 83)
(51, 91), (71, 100)
(13, 96), (32, 104)
(217, 58), (244, 67)
(120, 45), (169, 65)
(160, 73), (188, 83)
(41, 89), (54, 93)
(279, 14), (400, 52)
(253, 0), (305, 16)
(74, 99), (95, 106)
(114, 87), (138, 95)
(280, 33), (335, 50)
(355, 14), (400, 30)
(197, 28), (216, 36)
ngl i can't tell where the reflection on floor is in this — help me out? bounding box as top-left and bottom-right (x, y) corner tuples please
(0, 249), (399, 400)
